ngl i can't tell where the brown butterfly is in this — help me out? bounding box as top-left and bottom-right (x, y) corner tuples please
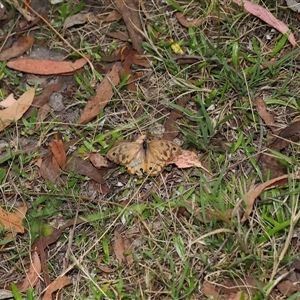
(106, 139), (182, 176)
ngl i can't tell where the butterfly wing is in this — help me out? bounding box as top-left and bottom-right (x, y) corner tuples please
(106, 142), (141, 165)
(126, 147), (147, 176)
(107, 140), (181, 176)
(146, 140), (181, 175)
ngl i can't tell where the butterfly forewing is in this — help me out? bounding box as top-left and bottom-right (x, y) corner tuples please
(148, 140), (181, 161)
(146, 140), (181, 175)
(106, 142), (141, 165)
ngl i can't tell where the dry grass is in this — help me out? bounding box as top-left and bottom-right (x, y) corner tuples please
(1, 0), (300, 299)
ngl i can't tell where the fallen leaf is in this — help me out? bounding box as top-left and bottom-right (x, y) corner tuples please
(0, 204), (27, 241)
(103, 9), (121, 22)
(202, 281), (223, 300)
(286, 0), (300, 12)
(0, 88), (35, 131)
(97, 265), (117, 273)
(107, 30), (129, 41)
(170, 150), (211, 174)
(120, 45), (141, 91)
(233, 0), (296, 46)
(101, 46), (150, 67)
(242, 172), (300, 221)
(276, 279), (299, 297)
(63, 12), (96, 31)
(175, 12), (202, 27)
(79, 63), (120, 124)
(32, 218), (85, 251)
(24, 79), (63, 119)
(163, 95), (190, 141)
(32, 218), (85, 288)
(49, 139), (66, 169)
(259, 119), (300, 179)
(40, 153), (62, 184)
(267, 119), (300, 151)
(0, 93), (16, 108)
(114, 0), (144, 54)
(36, 103), (51, 130)
(15, 251), (41, 292)
(123, 237), (134, 265)
(113, 227), (126, 265)
(0, 35), (34, 61)
(43, 276), (72, 300)
(254, 96), (275, 132)
(65, 156), (106, 185)
(219, 276), (276, 300)
(89, 152), (109, 168)
(227, 292), (249, 300)
(7, 57), (88, 75)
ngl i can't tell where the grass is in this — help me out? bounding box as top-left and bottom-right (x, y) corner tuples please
(1, 0), (300, 299)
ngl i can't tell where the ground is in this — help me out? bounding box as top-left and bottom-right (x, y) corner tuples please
(1, 0), (300, 299)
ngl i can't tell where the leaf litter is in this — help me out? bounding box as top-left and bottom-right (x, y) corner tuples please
(1, 0), (300, 298)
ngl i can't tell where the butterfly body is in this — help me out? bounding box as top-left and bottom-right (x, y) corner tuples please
(106, 139), (181, 176)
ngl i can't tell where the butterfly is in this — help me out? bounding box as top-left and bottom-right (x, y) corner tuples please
(106, 139), (182, 176)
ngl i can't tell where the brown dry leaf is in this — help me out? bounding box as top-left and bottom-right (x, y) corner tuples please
(63, 12), (96, 31)
(97, 264), (117, 273)
(220, 276), (276, 300)
(114, 0), (144, 54)
(121, 45), (140, 91)
(103, 9), (121, 22)
(32, 218), (85, 251)
(254, 96), (275, 132)
(113, 227), (126, 265)
(123, 237), (134, 265)
(0, 88), (35, 131)
(89, 152), (109, 168)
(7, 57), (88, 75)
(107, 30), (129, 41)
(268, 119), (300, 151)
(65, 156), (106, 185)
(79, 63), (120, 124)
(227, 292), (249, 300)
(170, 150), (211, 174)
(49, 139), (66, 169)
(276, 279), (299, 297)
(0, 204), (27, 241)
(24, 79), (63, 119)
(242, 172), (300, 221)
(202, 281), (223, 300)
(163, 95), (190, 141)
(36, 103), (50, 130)
(0, 93), (16, 108)
(132, 53), (151, 68)
(175, 12), (202, 27)
(0, 35), (34, 61)
(233, 0), (296, 46)
(43, 276), (72, 300)
(40, 153), (62, 184)
(259, 119), (300, 179)
(15, 251), (41, 292)
(30, 218), (85, 288)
